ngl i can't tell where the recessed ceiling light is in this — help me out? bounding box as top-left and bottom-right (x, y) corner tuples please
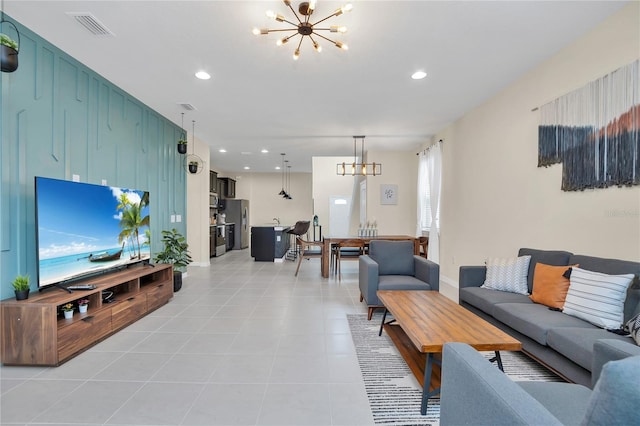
(195, 71), (211, 80)
(411, 70), (427, 80)
(275, 166), (281, 170)
(261, 149), (269, 153)
(244, 166), (250, 170)
(219, 149), (227, 153)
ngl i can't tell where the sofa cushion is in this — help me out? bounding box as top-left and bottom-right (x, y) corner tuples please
(530, 263), (577, 309)
(518, 382), (592, 426)
(481, 256), (531, 295)
(493, 303), (593, 345)
(519, 248), (573, 293)
(378, 275), (432, 291)
(460, 287), (532, 316)
(581, 355), (640, 425)
(563, 267), (634, 329)
(369, 240), (415, 276)
(546, 327), (630, 371)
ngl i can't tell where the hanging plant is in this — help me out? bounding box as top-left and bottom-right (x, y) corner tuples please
(188, 161), (199, 174)
(177, 112), (188, 154)
(177, 133), (188, 154)
(0, 20), (20, 73)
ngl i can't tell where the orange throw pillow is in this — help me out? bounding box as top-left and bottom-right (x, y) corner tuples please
(529, 263), (578, 309)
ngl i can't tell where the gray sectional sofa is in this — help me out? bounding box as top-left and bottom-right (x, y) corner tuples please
(459, 248), (640, 387)
(440, 342), (640, 425)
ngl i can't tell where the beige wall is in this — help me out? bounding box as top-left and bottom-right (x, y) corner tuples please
(186, 135), (211, 266)
(233, 172), (314, 232)
(366, 150), (419, 236)
(436, 3), (640, 287)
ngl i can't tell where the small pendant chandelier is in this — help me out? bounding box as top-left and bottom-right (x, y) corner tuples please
(278, 153), (288, 197)
(337, 135), (382, 176)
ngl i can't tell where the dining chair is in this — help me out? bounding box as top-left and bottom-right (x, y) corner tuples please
(294, 236), (324, 276)
(419, 236), (429, 258)
(335, 239), (366, 280)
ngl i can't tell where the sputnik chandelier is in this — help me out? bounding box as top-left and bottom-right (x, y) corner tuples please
(252, 0), (352, 60)
(337, 136), (382, 176)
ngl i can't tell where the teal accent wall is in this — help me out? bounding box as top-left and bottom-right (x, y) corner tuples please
(0, 16), (187, 299)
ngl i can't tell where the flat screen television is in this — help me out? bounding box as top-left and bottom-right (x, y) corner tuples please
(35, 176), (150, 289)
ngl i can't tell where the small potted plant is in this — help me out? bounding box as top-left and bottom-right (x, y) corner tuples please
(62, 303), (74, 319)
(177, 134), (188, 154)
(1, 22), (20, 73)
(188, 161), (199, 174)
(12, 274), (30, 300)
(154, 228), (192, 292)
(78, 298), (89, 314)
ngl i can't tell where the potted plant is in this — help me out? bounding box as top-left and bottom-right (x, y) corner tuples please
(188, 161), (199, 174)
(61, 303), (74, 319)
(0, 22), (20, 73)
(78, 298), (89, 314)
(177, 135), (188, 154)
(154, 228), (192, 292)
(12, 274), (30, 300)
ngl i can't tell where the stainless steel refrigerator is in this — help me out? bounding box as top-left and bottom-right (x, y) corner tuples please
(220, 199), (249, 249)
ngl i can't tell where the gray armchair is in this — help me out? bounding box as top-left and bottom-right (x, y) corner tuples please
(440, 341), (640, 425)
(359, 240), (439, 320)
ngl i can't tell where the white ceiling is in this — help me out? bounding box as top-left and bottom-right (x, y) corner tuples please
(3, 1), (627, 173)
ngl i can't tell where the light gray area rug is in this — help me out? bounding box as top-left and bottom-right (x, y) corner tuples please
(347, 313), (563, 426)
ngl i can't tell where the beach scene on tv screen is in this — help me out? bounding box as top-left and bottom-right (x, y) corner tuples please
(36, 177), (150, 286)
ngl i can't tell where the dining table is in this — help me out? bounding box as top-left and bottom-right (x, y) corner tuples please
(321, 235), (420, 278)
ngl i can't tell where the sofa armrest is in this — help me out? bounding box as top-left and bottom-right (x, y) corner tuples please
(592, 339), (640, 386)
(459, 265), (487, 289)
(440, 342), (562, 425)
(414, 256), (439, 291)
(359, 255), (380, 305)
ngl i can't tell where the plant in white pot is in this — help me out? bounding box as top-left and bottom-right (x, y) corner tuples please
(61, 303), (74, 319)
(154, 228), (192, 292)
(78, 298), (89, 314)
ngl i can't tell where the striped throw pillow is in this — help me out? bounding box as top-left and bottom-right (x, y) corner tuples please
(626, 313), (640, 345)
(562, 267), (635, 329)
(481, 256), (531, 295)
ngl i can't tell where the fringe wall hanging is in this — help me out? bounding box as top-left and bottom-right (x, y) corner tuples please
(538, 60), (639, 191)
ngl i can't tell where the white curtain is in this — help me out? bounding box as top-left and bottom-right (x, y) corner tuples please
(416, 152), (428, 236)
(426, 143), (442, 263)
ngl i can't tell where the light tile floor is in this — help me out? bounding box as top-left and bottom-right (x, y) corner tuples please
(1, 250), (375, 426)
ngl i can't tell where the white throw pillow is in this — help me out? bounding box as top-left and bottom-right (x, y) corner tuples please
(562, 267), (635, 329)
(481, 256), (531, 295)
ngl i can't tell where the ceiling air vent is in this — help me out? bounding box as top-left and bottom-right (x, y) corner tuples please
(178, 103), (197, 111)
(66, 12), (114, 36)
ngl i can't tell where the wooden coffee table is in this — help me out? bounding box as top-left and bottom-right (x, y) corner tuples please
(377, 290), (522, 415)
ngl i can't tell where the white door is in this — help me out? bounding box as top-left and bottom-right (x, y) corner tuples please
(329, 196), (351, 236)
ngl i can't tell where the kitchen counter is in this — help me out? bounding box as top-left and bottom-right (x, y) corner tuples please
(250, 226), (291, 262)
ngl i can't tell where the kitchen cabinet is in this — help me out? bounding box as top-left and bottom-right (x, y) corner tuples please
(209, 170), (218, 194)
(251, 226), (291, 261)
(219, 177), (236, 198)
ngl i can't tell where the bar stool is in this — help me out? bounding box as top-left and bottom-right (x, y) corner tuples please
(285, 221), (310, 260)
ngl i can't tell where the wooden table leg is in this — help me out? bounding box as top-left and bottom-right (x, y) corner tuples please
(321, 239), (330, 278)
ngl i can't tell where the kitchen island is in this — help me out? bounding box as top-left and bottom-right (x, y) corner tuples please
(250, 226), (291, 262)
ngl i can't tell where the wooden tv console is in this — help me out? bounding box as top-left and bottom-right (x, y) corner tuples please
(0, 263), (173, 366)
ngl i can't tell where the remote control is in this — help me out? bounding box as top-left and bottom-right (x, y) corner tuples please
(67, 284), (97, 290)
